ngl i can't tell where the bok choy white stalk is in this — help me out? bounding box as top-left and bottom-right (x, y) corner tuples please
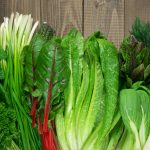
(120, 83), (150, 150)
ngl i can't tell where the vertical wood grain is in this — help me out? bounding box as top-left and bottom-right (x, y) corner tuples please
(15, 0), (41, 21)
(0, 0), (83, 36)
(1, 0), (150, 47)
(59, 0), (83, 35)
(0, 0), (16, 22)
(0, 0), (40, 22)
(125, 0), (150, 35)
(40, 0), (60, 33)
(0, 0), (7, 23)
(84, 0), (124, 47)
(40, 0), (83, 36)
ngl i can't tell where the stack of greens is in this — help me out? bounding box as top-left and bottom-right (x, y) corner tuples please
(54, 18), (150, 150)
(0, 13), (41, 150)
(23, 21), (68, 150)
(0, 49), (20, 150)
(55, 30), (119, 150)
(0, 13), (150, 150)
(118, 18), (150, 150)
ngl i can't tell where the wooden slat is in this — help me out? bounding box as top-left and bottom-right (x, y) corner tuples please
(0, 0), (7, 22)
(40, 0), (60, 32)
(59, 0), (83, 35)
(84, 0), (124, 47)
(40, 0), (83, 36)
(1, 0), (150, 47)
(0, 0), (40, 22)
(0, 0), (16, 22)
(15, 0), (41, 21)
(125, 0), (150, 35)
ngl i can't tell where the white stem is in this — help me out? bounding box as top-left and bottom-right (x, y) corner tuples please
(28, 21), (39, 44)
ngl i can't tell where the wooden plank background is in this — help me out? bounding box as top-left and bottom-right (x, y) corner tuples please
(0, 0), (150, 47)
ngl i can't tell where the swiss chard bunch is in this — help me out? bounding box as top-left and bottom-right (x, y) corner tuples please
(24, 23), (69, 150)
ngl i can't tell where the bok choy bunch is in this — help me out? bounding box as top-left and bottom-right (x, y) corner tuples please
(119, 83), (150, 150)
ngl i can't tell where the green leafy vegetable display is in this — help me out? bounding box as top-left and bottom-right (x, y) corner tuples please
(0, 12), (150, 150)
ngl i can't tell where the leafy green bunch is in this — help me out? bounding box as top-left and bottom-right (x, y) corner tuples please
(0, 12), (41, 150)
(119, 18), (150, 87)
(0, 102), (19, 150)
(118, 18), (150, 150)
(55, 29), (119, 150)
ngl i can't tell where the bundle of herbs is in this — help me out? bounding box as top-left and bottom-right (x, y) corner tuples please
(0, 13), (41, 150)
